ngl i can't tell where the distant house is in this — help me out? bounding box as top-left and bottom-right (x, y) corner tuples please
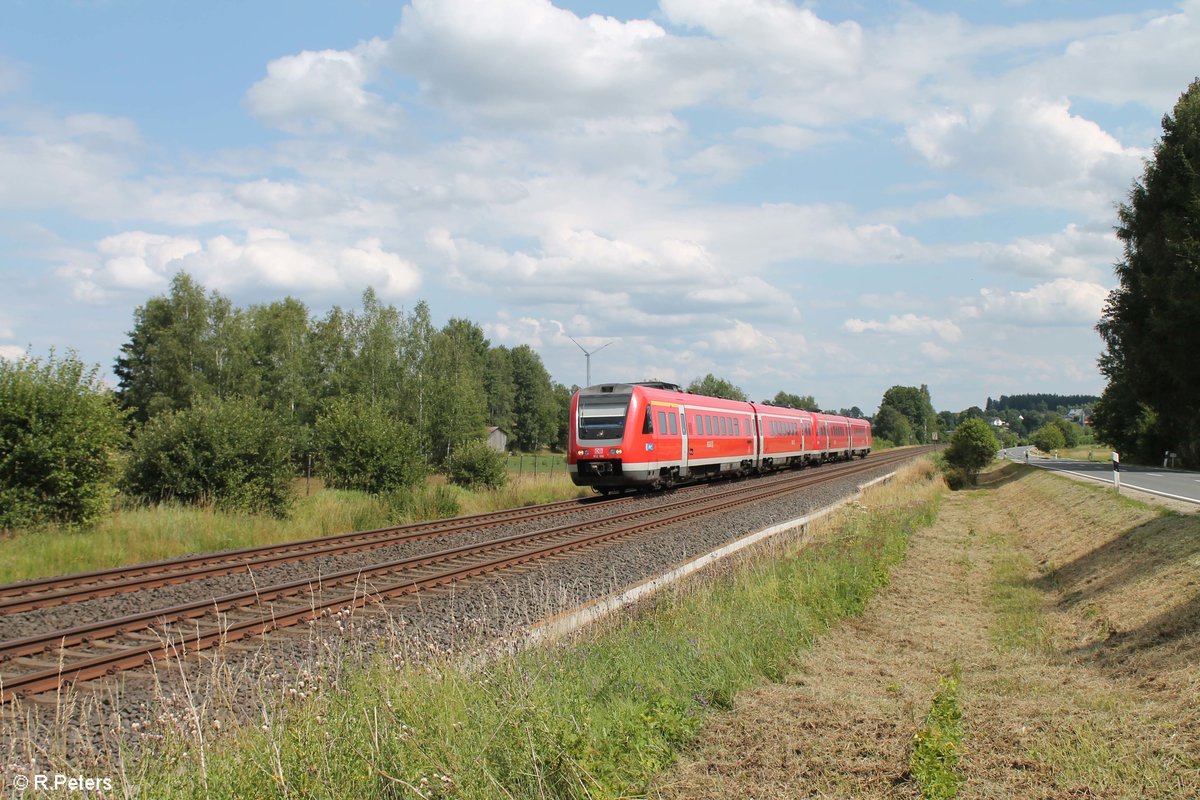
(1067, 408), (1086, 423)
(486, 426), (509, 452)
(989, 418), (1007, 428)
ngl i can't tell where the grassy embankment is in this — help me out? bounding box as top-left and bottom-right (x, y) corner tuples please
(92, 461), (944, 798)
(656, 459), (1199, 799)
(0, 473), (591, 585)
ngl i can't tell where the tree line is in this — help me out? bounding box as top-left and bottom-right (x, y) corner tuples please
(2, 273), (573, 527)
(985, 394), (1098, 414)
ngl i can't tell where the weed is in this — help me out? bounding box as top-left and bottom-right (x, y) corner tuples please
(910, 667), (965, 800)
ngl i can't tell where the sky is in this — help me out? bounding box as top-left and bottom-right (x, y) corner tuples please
(1, 0), (1197, 414)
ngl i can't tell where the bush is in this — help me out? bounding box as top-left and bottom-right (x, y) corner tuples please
(0, 351), (127, 528)
(447, 439), (509, 490)
(124, 396), (295, 517)
(385, 484), (462, 521)
(315, 398), (425, 494)
(1031, 423), (1066, 454)
(944, 418), (999, 476)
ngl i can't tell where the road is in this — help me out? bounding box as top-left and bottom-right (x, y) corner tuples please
(1000, 445), (1200, 505)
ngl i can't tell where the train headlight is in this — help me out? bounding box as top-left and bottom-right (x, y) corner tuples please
(609, 448), (623, 456)
(576, 449), (589, 457)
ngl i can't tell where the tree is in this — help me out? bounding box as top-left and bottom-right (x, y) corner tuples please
(687, 374), (747, 401)
(1031, 423), (1066, 454)
(0, 351), (127, 528)
(249, 297), (315, 425)
(425, 324), (488, 465)
(1096, 78), (1200, 466)
(1049, 416), (1082, 448)
(125, 396), (295, 517)
(484, 346), (516, 431)
(872, 405), (913, 445)
(772, 391), (819, 410)
(115, 272), (214, 421)
(314, 397), (424, 494)
(945, 418), (999, 475)
(878, 385), (937, 443)
(509, 345), (558, 451)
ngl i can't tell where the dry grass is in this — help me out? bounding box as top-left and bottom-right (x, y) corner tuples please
(654, 466), (1200, 799)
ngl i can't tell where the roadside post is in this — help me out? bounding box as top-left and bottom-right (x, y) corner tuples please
(1112, 451), (1120, 494)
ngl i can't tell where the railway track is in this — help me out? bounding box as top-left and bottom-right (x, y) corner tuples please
(0, 448), (928, 702)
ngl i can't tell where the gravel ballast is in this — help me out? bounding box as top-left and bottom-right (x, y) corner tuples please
(0, 456), (911, 766)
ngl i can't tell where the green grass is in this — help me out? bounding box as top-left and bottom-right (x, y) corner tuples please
(123, 463), (945, 799)
(0, 475), (590, 585)
(986, 532), (1055, 656)
(910, 668), (965, 800)
(505, 452), (570, 475)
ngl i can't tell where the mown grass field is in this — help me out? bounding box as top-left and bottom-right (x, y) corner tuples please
(659, 463), (1200, 799)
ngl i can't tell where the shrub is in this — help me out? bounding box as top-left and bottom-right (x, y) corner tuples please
(1031, 423), (1066, 454)
(0, 351), (127, 528)
(315, 397), (425, 494)
(447, 439), (509, 490)
(384, 484), (462, 521)
(124, 396), (295, 517)
(944, 418), (999, 475)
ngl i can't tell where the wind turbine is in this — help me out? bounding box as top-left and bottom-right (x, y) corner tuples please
(567, 335), (612, 387)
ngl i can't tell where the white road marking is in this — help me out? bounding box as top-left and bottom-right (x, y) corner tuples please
(1034, 463), (1199, 505)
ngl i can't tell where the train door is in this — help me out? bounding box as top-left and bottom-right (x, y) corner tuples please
(679, 410), (690, 477)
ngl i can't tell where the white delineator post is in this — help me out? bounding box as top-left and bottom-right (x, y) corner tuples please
(1112, 451), (1121, 494)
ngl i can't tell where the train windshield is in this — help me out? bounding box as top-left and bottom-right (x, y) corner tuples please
(577, 393), (631, 441)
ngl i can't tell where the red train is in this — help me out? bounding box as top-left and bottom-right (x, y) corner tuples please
(567, 382), (872, 492)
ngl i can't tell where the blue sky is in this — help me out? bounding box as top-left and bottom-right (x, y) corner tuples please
(2, 1), (1197, 413)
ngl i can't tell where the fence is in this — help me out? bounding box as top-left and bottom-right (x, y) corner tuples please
(506, 453), (569, 476)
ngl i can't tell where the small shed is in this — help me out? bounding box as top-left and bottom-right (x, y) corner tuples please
(486, 426), (509, 453)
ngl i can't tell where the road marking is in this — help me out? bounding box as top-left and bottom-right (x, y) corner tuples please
(1033, 463), (1199, 505)
(1146, 473), (1163, 477)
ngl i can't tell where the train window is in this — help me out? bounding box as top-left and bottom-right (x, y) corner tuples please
(733, 418), (740, 435)
(643, 407), (653, 434)
(722, 417), (729, 435)
(705, 416), (712, 436)
(657, 410), (668, 435)
(669, 413), (678, 435)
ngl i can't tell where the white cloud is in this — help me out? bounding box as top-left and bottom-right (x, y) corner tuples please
(843, 314), (962, 342)
(920, 341), (951, 361)
(387, 0), (725, 124)
(0, 344), (26, 361)
(972, 223), (1121, 280)
(905, 98), (1146, 212)
(244, 41), (398, 135)
(1016, 2), (1200, 112)
(708, 320), (778, 354)
(59, 230), (420, 302)
(973, 278), (1110, 325)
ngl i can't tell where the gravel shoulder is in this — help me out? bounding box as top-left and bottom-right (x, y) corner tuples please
(655, 468), (1200, 799)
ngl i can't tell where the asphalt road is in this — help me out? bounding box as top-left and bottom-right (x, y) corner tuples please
(1001, 445), (1200, 505)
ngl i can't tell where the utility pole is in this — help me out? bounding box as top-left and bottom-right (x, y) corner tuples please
(567, 335), (612, 387)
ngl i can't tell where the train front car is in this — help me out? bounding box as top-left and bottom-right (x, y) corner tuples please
(568, 383), (650, 491)
(567, 382), (756, 492)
